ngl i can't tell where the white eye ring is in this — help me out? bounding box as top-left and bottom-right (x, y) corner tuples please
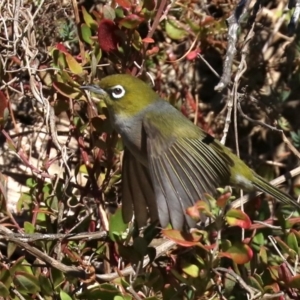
(111, 85), (125, 99)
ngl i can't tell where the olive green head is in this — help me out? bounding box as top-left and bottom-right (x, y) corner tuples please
(81, 74), (159, 117)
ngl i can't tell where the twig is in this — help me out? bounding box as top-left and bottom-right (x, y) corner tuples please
(197, 53), (220, 79)
(96, 240), (176, 281)
(220, 21), (255, 145)
(127, 286), (143, 300)
(215, 0), (252, 92)
(262, 292), (285, 299)
(288, 0), (300, 34)
(237, 95), (300, 160)
(0, 230), (107, 242)
(268, 236), (295, 276)
(214, 267), (260, 300)
(11, 288), (27, 300)
(0, 225), (88, 279)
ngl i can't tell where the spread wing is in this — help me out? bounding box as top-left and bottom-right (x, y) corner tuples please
(143, 114), (234, 230)
(122, 149), (158, 227)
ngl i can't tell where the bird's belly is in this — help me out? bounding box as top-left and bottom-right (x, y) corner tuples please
(112, 111), (148, 165)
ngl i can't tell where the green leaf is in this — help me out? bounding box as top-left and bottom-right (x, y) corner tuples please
(119, 14), (144, 29)
(64, 52), (83, 75)
(259, 246), (268, 264)
(78, 283), (121, 299)
(60, 290), (73, 300)
(53, 82), (85, 100)
(248, 276), (264, 293)
(81, 24), (93, 45)
(51, 268), (65, 289)
(279, 88), (291, 102)
(39, 274), (53, 295)
(277, 116), (291, 131)
(115, 7), (125, 18)
(103, 5), (116, 20)
(251, 232), (265, 251)
(131, 30), (142, 50)
(24, 221), (35, 234)
(165, 18), (187, 40)
(181, 261), (199, 278)
(0, 281), (9, 297)
(0, 267), (12, 289)
(13, 271), (41, 294)
(286, 232), (299, 253)
(267, 266), (279, 281)
(274, 236), (297, 259)
(10, 256), (25, 275)
(82, 6), (98, 30)
(26, 178), (37, 188)
(7, 242), (17, 259)
(59, 69), (79, 85)
(91, 44), (102, 77)
(52, 48), (67, 69)
(109, 207), (127, 242)
(223, 271), (235, 295)
(219, 243), (253, 264)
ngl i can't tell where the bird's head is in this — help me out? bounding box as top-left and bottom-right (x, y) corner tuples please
(81, 74), (159, 118)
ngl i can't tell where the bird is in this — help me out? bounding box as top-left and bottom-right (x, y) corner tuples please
(81, 74), (300, 230)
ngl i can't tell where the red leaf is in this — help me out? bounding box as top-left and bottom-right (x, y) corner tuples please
(142, 37), (154, 43)
(200, 16), (215, 26)
(279, 263), (293, 283)
(186, 205), (201, 221)
(264, 283), (281, 295)
(119, 14), (144, 29)
(225, 209), (252, 229)
(216, 191), (232, 208)
(98, 19), (119, 52)
(55, 43), (68, 53)
(186, 48), (200, 61)
(146, 46), (159, 56)
(115, 0), (131, 9)
(162, 229), (202, 248)
(0, 91), (9, 129)
(288, 274), (300, 289)
(143, 0), (155, 11)
(220, 243), (253, 264)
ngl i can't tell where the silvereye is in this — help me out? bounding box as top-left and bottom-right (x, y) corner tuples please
(81, 74), (300, 230)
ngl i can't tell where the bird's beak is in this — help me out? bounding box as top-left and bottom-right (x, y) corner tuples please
(80, 85), (107, 96)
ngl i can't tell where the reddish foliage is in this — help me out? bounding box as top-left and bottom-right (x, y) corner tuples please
(98, 19), (119, 52)
(0, 90), (8, 129)
(186, 48), (201, 61)
(115, 0), (132, 9)
(55, 43), (68, 53)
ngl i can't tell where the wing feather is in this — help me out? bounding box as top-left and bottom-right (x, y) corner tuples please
(147, 151), (170, 227)
(144, 116), (232, 229)
(122, 150), (158, 227)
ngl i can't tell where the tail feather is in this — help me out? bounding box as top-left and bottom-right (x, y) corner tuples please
(252, 174), (300, 209)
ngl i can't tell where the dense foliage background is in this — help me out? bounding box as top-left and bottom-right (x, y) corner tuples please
(0, 0), (300, 299)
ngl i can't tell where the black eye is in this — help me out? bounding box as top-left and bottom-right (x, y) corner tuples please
(111, 85), (125, 99)
(113, 87), (122, 95)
